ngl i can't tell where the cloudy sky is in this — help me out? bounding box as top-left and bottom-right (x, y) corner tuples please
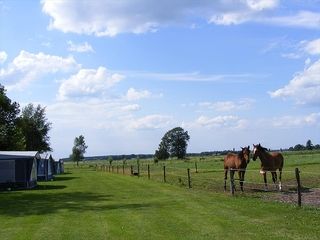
(1, 0), (320, 158)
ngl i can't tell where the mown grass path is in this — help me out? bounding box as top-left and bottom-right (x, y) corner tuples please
(0, 167), (319, 240)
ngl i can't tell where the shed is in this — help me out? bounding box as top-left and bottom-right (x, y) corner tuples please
(0, 151), (40, 189)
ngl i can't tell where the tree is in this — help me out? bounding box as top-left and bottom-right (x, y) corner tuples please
(70, 135), (88, 166)
(154, 141), (170, 160)
(156, 127), (190, 160)
(293, 144), (305, 151)
(0, 84), (25, 150)
(18, 104), (52, 152)
(306, 139), (313, 150)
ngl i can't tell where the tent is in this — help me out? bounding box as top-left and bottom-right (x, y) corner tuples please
(0, 151), (40, 189)
(53, 158), (63, 175)
(37, 155), (54, 181)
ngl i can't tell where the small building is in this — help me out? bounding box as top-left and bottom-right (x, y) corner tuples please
(0, 151), (40, 189)
(37, 154), (54, 181)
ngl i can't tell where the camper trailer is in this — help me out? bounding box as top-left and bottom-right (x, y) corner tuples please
(0, 151), (40, 189)
(37, 155), (54, 181)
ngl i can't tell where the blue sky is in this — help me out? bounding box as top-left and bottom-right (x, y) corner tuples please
(1, 0), (319, 158)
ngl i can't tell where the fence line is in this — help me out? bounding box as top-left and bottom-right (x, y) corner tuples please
(94, 163), (319, 207)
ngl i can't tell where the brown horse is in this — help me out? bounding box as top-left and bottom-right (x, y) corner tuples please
(252, 144), (284, 191)
(224, 146), (250, 192)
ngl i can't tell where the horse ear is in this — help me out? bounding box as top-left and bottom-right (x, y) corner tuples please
(248, 145), (250, 149)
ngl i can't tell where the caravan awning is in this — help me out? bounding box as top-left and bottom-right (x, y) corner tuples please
(0, 151), (40, 160)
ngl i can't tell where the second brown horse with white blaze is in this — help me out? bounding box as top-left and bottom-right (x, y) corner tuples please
(224, 146), (250, 192)
(252, 144), (284, 191)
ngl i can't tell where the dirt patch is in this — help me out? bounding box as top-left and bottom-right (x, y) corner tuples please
(272, 188), (320, 207)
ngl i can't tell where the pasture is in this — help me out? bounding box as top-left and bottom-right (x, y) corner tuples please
(96, 150), (320, 205)
(0, 151), (320, 240)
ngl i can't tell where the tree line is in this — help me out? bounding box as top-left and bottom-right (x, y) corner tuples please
(288, 140), (320, 151)
(0, 84), (51, 152)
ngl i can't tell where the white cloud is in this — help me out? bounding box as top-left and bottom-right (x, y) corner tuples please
(121, 104), (141, 112)
(127, 114), (172, 130)
(41, 0), (280, 36)
(246, 0), (279, 11)
(270, 59), (320, 105)
(46, 100), (137, 135)
(209, 0), (279, 25)
(126, 70), (260, 82)
(67, 41), (94, 53)
(267, 113), (320, 128)
(58, 66), (124, 100)
(199, 98), (254, 112)
(264, 11), (320, 29)
(125, 88), (151, 101)
(0, 50), (79, 90)
(185, 115), (248, 129)
(304, 39), (320, 55)
(0, 51), (7, 64)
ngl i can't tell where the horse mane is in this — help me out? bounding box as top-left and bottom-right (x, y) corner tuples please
(255, 143), (268, 152)
(257, 145), (272, 161)
(237, 149), (247, 161)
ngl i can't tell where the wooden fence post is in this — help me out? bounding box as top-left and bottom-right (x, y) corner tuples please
(163, 166), (166, 183)
(148, 164), (150, 180)
(138, 164), (140, 177)
(117, 165), (119, 174)
(195, 162), (198, 173)
(130, 165), (133, 175)
(295, 168), (302, 207)
(187, 168), (192, 188)
(122, 164), (125, 175)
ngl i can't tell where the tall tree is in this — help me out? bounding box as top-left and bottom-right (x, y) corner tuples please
(70, 135), (88, 166)
(18, 104), (52, 152)
(0, 84), (25, 150)
(306, 139), (313, 150)
(156, 127), (190, 160)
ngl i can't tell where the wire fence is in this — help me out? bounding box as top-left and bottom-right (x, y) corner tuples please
(92, 161), (320, 208)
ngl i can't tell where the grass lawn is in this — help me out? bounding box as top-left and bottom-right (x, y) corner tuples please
(0, 166), (319, 240)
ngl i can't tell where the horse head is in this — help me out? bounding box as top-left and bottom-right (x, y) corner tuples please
(253, 143), (268, 161)
(241, 145), (250, 164)
(252, 143), (260, 161)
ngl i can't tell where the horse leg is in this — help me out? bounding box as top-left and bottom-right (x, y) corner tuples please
(239, 170), (244, 192)
(224, 169), (228, 192)
(230, 170), (235, 194)
(263, 172), (268, 191)
(279, 169), (282, 191)
(271, 171), (277, 190)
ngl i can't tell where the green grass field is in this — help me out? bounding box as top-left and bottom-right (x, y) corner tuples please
(0, 151), (320, 240)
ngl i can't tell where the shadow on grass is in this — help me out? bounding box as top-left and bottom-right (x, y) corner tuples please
(0, 191), (157, 217)
(52, 176), (79, 181)
(33, 185), (67, 190)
